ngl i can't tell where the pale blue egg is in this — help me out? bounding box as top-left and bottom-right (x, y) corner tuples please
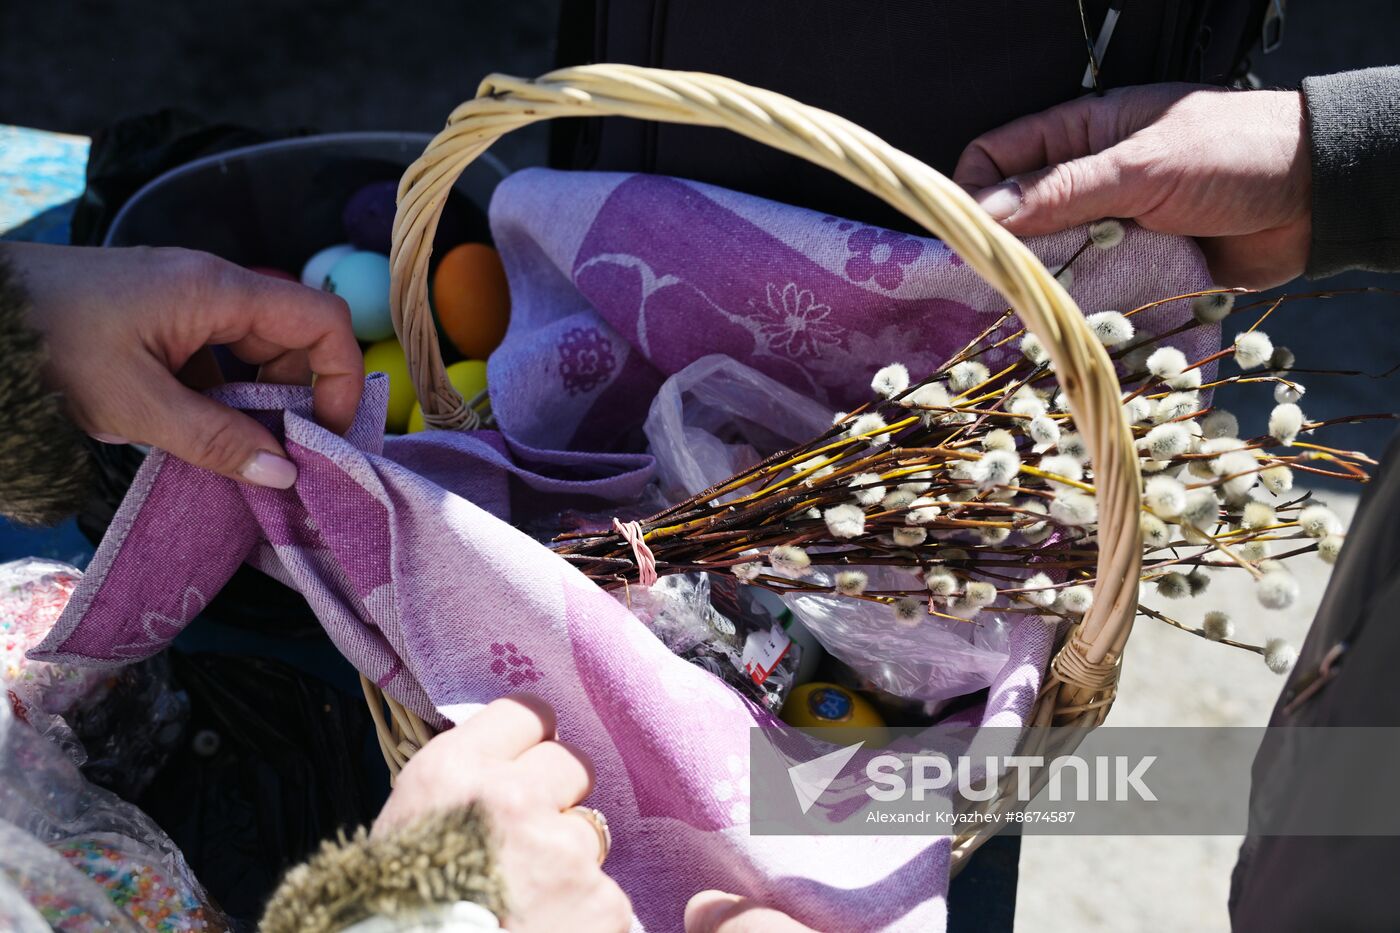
(326, 251), (394, 342)
(300, 242), (355, 289)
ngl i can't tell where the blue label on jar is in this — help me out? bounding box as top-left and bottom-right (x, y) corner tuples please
(809, 686), (853, 722)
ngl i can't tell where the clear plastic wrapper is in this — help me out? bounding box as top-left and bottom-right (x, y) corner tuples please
(66, 653), (189, 800)
(782, 566), (1013, 704)
(640, 360), (1017, 706)
(0, 694), (225, 930)
(0, 559), (188, 797)
(0, 558), (216, 928)
(644, 355), (832, 502)
(0, 872), (58, 933)
(1, 559), (103, 763)
(0, 821), (144, 932)
(623, 574), (731, 655)
(619, 573), (799, 711)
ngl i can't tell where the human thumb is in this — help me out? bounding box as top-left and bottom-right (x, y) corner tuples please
(973, 149), (1134, 237)
(134, 375), (298, 489)
(684, 891), (819, 933)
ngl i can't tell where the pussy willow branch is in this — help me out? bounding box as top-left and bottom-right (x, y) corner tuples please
(555, 410), (1372, 585)
(1136, 604), (1267, 655)
(554, 260), (1380, 628)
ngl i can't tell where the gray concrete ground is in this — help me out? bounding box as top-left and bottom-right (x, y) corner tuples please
(2, 2), (1396, 930)
(1015, 488), (1361, 932)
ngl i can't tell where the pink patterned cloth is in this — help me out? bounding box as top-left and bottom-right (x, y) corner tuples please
(32, 169), (1213, 931)
(487, 170), (1217, 454)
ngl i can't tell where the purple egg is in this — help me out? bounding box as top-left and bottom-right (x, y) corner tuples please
(342, 180), (399, 253)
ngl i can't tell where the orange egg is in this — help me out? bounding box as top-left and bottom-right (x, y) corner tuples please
(432, 243), (510, 360)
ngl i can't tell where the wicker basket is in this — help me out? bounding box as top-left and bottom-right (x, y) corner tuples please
(374, 64), (1143, 866)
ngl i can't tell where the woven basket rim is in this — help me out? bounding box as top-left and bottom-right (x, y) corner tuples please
(381, 63), (1143, 858)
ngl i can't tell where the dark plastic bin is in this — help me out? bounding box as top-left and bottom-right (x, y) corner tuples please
(104, 131), (507, 264)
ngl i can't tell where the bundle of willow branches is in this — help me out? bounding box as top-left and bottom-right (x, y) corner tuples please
(556, 222), (1389, 674)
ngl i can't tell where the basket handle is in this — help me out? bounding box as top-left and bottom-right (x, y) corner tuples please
(389, 63), (1141, 708)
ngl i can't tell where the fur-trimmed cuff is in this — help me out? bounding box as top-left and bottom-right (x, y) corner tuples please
(261, 804), (506, 933)
(0, 252), (95, 525)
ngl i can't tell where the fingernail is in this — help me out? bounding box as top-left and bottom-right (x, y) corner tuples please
(239, 451), (297, 489)
(89, 432), (130, 445)
(975, 181), (1023, 222)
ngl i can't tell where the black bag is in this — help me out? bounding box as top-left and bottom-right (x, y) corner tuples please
(137, 652), (382, 928)
(551, 0), (1277, 233)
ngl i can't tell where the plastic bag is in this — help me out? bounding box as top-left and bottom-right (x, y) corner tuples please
(0, 690), (225, 931)
(66, 653), (189, 800)
(0, 559), (102, 762)
(782, 566), (1013, 704)
(623, 574), (731, 655)
(644, 355), (832, 502)
(0, 559), (189, 796)
(641, 359), (1014, 705)
(619, 573), (799, 711)
(0, 822), (136, 932)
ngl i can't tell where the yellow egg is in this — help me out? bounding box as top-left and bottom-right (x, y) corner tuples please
(781, 683), (888, 744)
(362, 339), (416, 433)
(406, 359), (488, 433)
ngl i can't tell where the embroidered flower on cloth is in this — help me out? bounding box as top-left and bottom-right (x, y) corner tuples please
(753, 282), (845, 358)
(558, 326), (617, 395)
(806, 324), (946, 400)
(489, 641), (541, 687)
(844, 227), (922, 289)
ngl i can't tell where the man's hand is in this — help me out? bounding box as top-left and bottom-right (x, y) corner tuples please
(6, 243), (363, 488)
(953, 84), (1311, 289)
(375, 695), (632, 933)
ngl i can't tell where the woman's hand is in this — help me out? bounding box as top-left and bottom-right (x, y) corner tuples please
(953, 84), (1312, 289)
(375, 695), (632, 933)
(4, 242), (363, 488)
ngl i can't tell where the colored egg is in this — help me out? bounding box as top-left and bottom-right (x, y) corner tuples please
(300, 243), (355, 289)
(406, 359), (488, 433)
(363, 339), (416, 433)
(325, 251), (394, 342)
(343, 180), (398, 254)
(248, 265), (297, 281)
(432, 243), (510, 360)
(781, 683), (887, 733)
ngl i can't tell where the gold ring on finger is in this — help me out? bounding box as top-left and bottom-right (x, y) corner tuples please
(568, 805), (611, 865)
